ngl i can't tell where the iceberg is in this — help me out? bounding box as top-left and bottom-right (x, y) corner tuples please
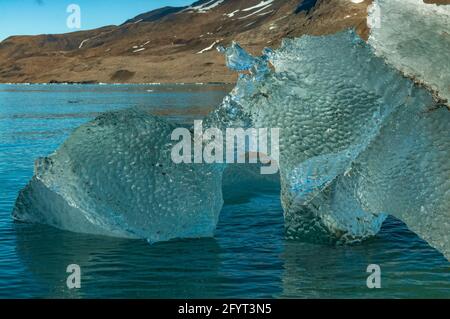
(209, 31), (450, 253)
(210, 30), (449, 257)
(13, 12), (450, 259)
(13, 110), (224, 243)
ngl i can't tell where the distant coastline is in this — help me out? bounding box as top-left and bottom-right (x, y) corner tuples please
(0, 0), (372, 85)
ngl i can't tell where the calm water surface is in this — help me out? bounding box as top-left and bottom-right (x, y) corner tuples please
(0, 84), (448, 298)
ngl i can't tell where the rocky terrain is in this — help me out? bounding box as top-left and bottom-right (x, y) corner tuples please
(0, 0), (447, 83)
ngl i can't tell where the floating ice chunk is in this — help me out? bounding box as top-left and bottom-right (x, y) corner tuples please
(212, 30), (450, 258)
(13, 110), (224, 242)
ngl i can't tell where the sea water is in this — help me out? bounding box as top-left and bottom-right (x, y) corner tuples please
(0, 84), (448, 298)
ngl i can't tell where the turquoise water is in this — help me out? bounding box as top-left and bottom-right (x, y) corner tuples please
(0, 84), (448, 298)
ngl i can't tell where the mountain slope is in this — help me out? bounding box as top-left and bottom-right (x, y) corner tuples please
(0, 0), (373, 83)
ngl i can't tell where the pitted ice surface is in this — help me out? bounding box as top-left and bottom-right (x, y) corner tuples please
(14, 30), (450, 260)
(13, 110), (224, 242)
(211, 30), (449, 258)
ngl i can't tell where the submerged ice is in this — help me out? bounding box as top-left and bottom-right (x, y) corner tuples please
(13, 28), (450, 258)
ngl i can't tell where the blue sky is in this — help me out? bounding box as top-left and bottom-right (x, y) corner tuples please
(0, 0), (193, 41)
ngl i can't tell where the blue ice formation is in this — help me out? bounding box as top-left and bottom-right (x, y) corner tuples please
(13, 112), (224, 243)
(210, 30), (449, 258)
(13, 27), (450, 259)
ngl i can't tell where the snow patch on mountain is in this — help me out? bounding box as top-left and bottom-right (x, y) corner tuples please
(184, 0), (226, 13)
(239, 4), (274, 19)
(242, 0), (274, 12)
(197, 40), (220, 54)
